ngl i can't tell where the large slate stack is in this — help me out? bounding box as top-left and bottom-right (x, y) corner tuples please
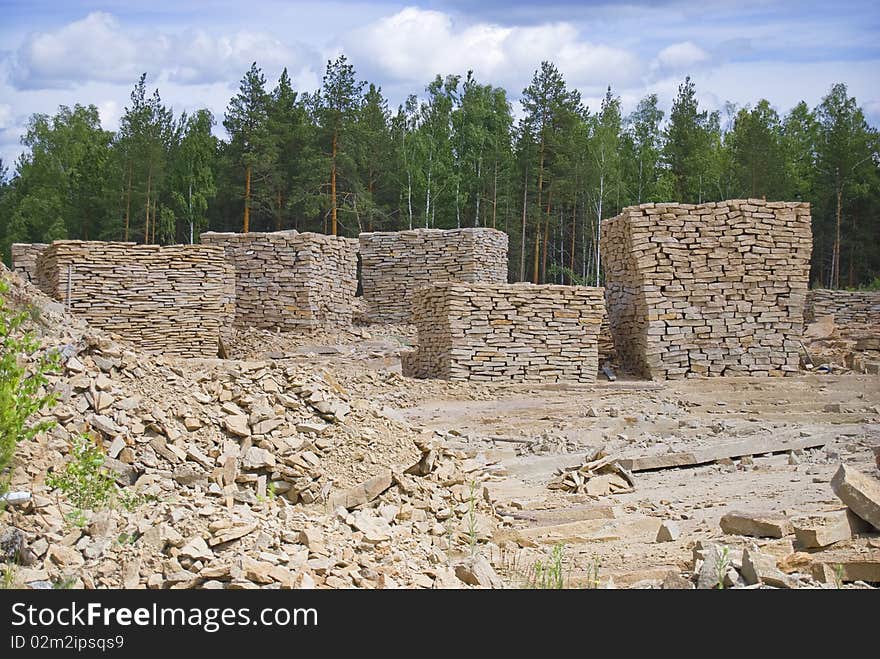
(805, 289), (880, 339)
(200, 231), (358, 331)
(401, 282), (605, 383)
(601, 200), (812, 379)
(35, 241), (234, 358)
(359, 228), (508, 323)
(10, 243), (48, 282)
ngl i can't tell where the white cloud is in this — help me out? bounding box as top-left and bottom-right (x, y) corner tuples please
(651, 41), (711, 76)
(0, 104), (13, 131)
(344, 7), (644, 93)
(8, 11), (318, 90)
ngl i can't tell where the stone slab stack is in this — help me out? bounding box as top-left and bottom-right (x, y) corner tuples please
(35, 241), (234, 358)
(10, 243), (48, 283)
(201, 231), (358, 331)
(401, 282), (605, 383)
(359, 228), (508, 323)
(601, 200), (812, 379)
(804, 289), (880, 339)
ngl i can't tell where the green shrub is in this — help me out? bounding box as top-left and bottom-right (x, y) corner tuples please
(46, 434), (148, 524)
(0, 280), (59, 494)
(46, 434), (117, 511)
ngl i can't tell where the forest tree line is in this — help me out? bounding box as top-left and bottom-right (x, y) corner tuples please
(0, 58), (878, 288)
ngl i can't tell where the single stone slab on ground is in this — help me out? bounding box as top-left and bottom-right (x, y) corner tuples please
(656, 520), (681, 542)
(830, 464), (880, 530)
(741, 547), (796, 588)
(720, 511), (793, 538)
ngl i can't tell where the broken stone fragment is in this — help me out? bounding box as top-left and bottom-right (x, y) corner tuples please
(720, 511), (793, 538)
(242, 446), (276, 470)
(656, 520), (680, 542)
(350, 511), (392, 544)
(178, 536), (213, 562)
(830, 464), (880, 530)
(454, 556), (502, 588)
(741, 547), (796, 588)
(224, 415), (250, 438)
(328, 469), (392, 510)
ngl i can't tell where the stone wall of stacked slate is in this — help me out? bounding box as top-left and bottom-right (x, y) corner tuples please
(805, 289), (880, 338)
(35, 241), (234, 358)
(359, 228), (508, 323)
(10, 243), (48, 283)
(401, 282), (605, 383)
(601, 200), (812, 379)
(200, 231), (358, 331)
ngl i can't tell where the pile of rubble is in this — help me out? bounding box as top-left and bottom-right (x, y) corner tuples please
(0, 266), (510, 589)
(673, 463), (880, 589)
(802, 314), (880, 375)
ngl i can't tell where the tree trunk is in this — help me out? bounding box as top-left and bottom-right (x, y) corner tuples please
(124, 161), (132, 242)
(832, 179), (842, 289)
(533, 142), (545, 285)
(243, 163), (251, 233)
(520, 165), (528, 282)
(475, 157), (482, 228)
(532, 223), (541, 285)
(570, 202), (577, 284)
(144, 165), (152, 243)
(276, 189), (282, 231)
(541, 191), (552, 284)
(492, 158), (498, 229)
(331, 129), (338, 236)
(596, 173), (604, 286)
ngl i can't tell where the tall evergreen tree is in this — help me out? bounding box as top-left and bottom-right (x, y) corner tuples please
(224, 62), (274, 232)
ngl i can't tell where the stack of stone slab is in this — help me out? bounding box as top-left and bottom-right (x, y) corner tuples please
(601, 200), (812, 379)
(201, 231), (358, 331)
(359, 228), (508, 323)
(10, 243), (48, 283)
(805, 289), (880, 339)
(35, 241), (234, 358)
(401, 282), (605, 383)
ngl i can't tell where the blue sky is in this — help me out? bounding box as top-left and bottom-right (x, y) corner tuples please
(1, 0), (878, 167)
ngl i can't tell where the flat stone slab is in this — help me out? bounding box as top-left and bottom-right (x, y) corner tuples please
(515, 517), (661, 545)
(809, 547), (880, 584)
(618, 435), (829, 472)
(831, 464), (880, 531)
(792, 510), (868, 549)
(720, 511), (793, 538)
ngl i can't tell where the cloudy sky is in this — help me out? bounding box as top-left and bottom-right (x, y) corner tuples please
(1, 0), (878, 168)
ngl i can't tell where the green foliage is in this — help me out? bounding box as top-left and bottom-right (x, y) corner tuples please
(1, 63), (878, 288)
(46, 434), (117, 511)
(0, 562), (15, 589)
(45, 433), (150, 520)
(528, 543), (567, 589)
(0, 281), (59, 494)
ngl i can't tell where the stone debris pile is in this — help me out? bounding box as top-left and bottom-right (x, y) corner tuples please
(0, 266), (509, 589)
(34, 241), (234, 358)
(201, 231), (357, 332)
(601, 199), (812, 379)
(359, 228), (508, 323)
(401, 282), (605, 382)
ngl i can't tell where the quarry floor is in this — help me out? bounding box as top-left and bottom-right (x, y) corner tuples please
(241, 326), (880, 586)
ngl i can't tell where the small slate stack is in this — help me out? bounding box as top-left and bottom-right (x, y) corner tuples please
(201, 231), (358, 331)
(359, 228), (508, 323)
(35, 241), (234, 358)
(601, 199), (812, 379)
(805, 289), (880, 339)
(402, 282), (605, 383)
(10, 243), (49, 282)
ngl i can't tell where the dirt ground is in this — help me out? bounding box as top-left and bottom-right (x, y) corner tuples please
(247, 325), (880, 586)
